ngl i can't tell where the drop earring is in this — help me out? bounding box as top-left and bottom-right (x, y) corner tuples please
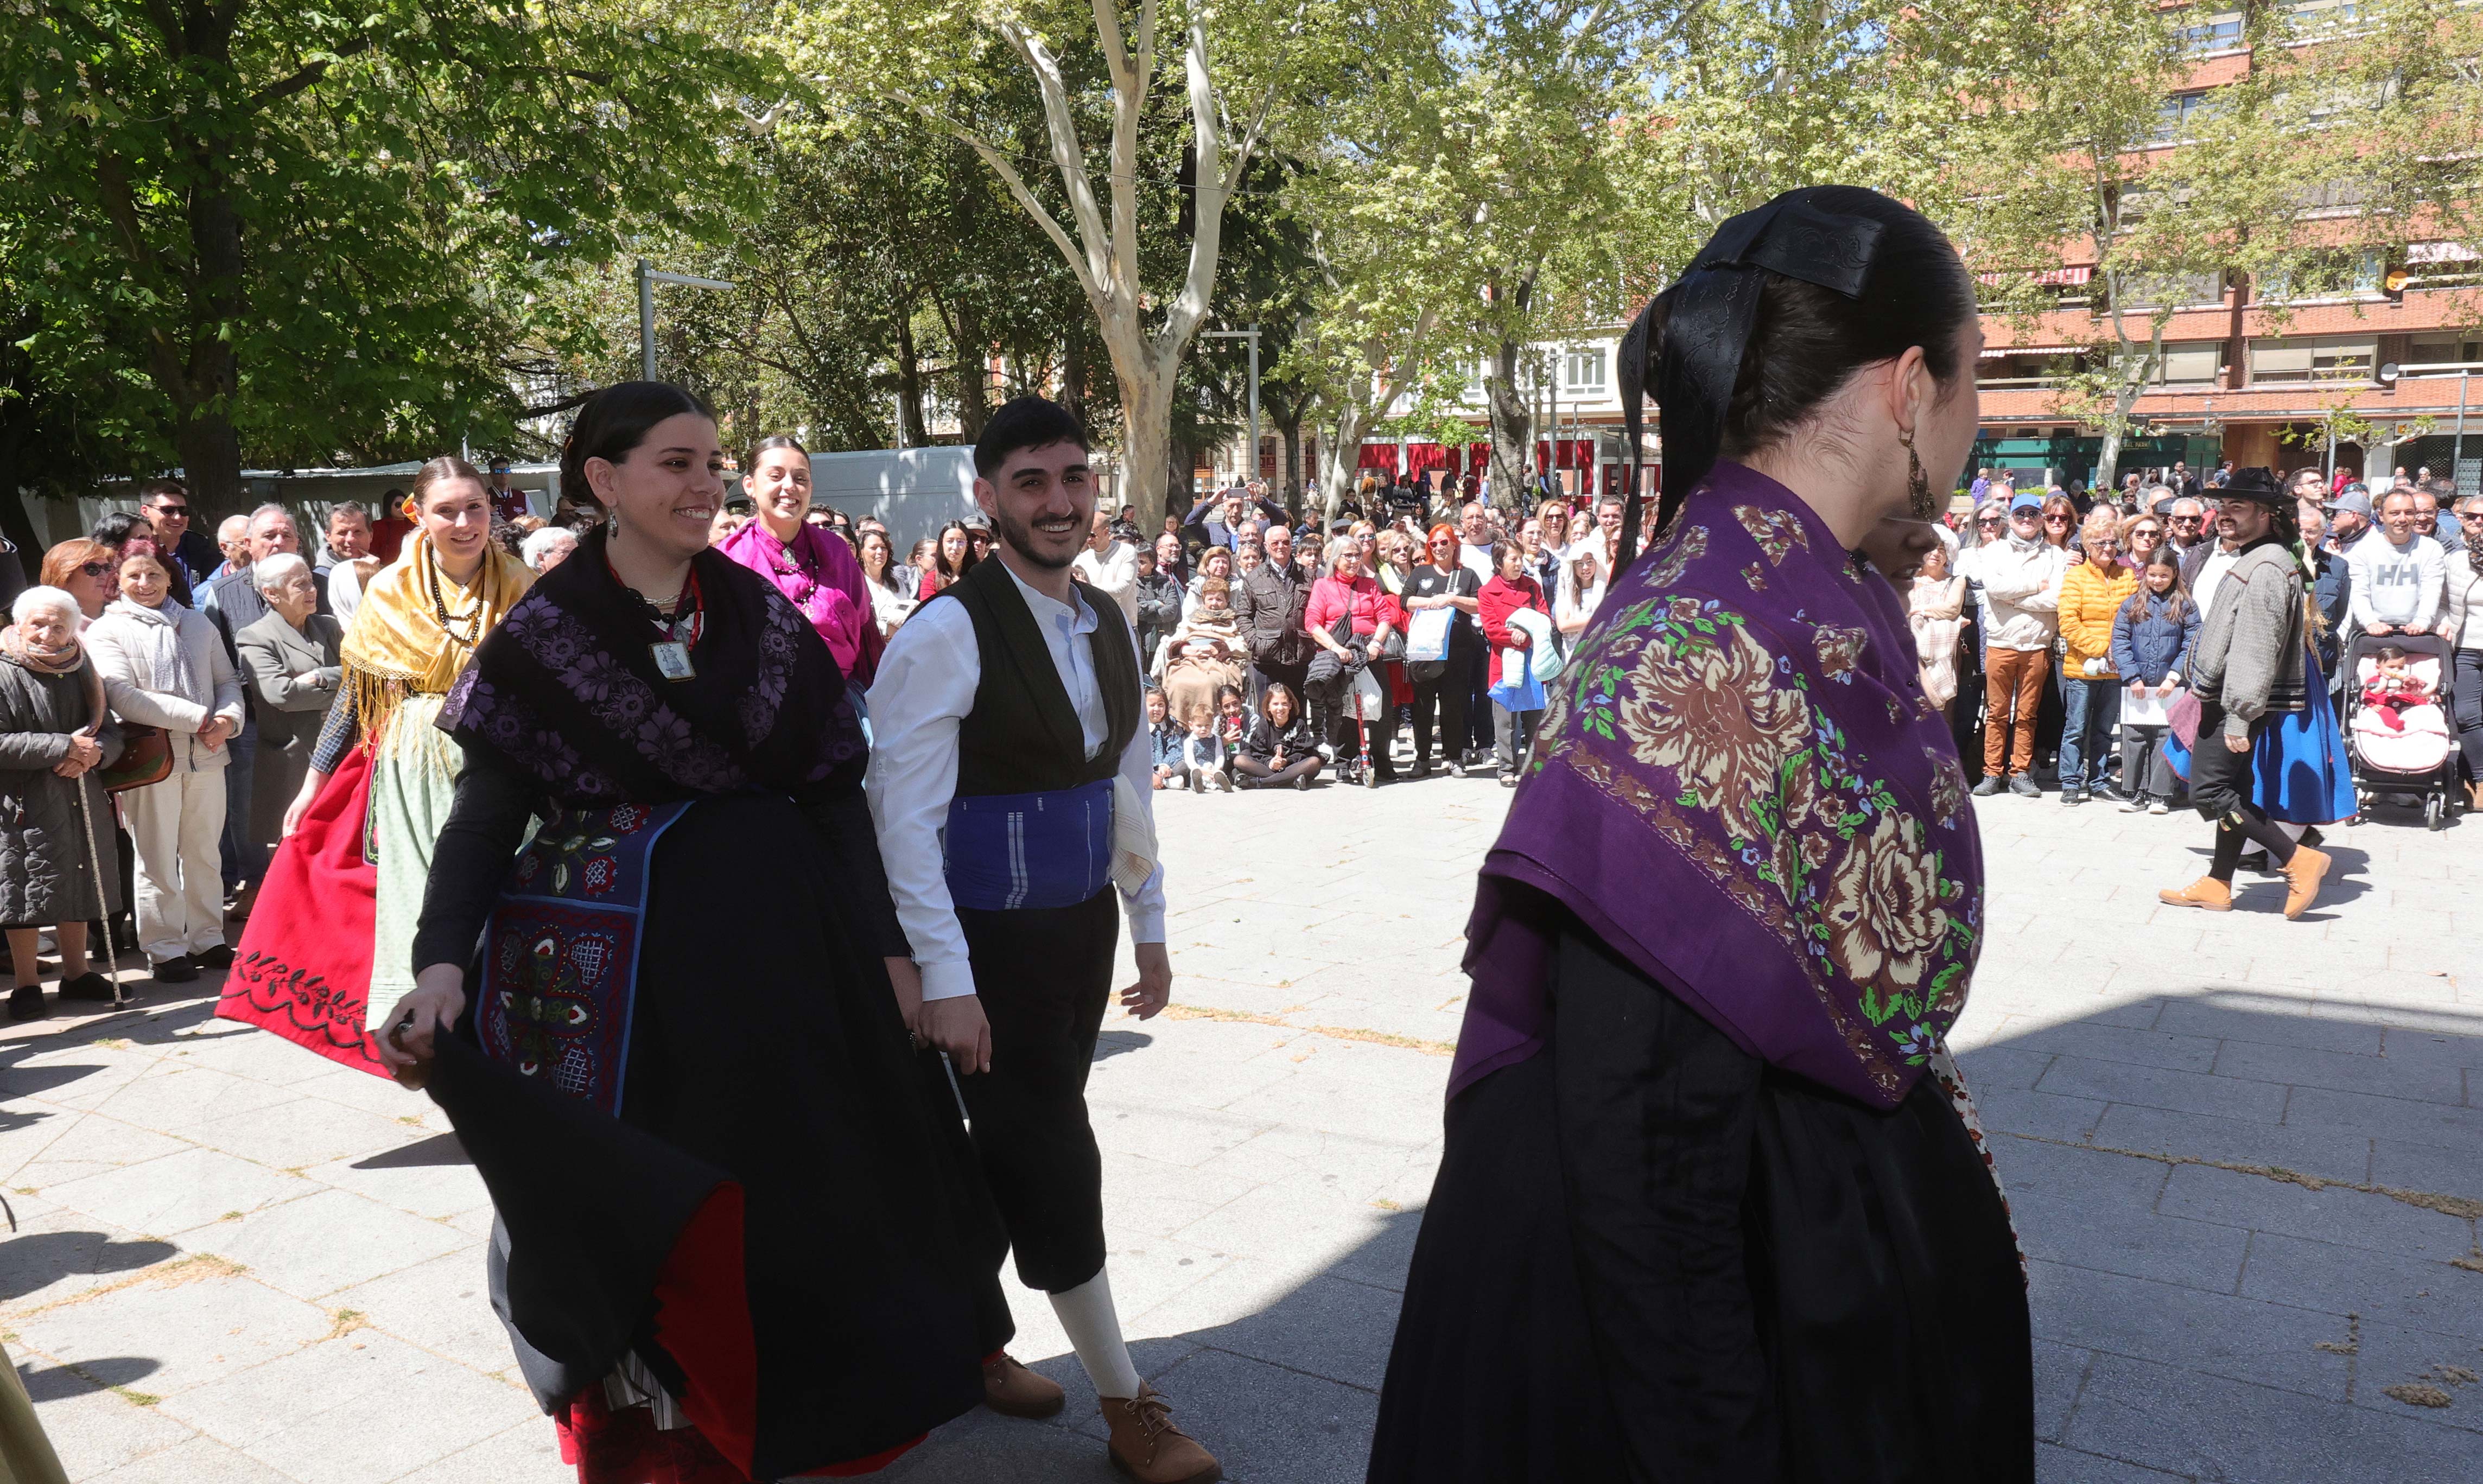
(1898, 427), (1936, 521)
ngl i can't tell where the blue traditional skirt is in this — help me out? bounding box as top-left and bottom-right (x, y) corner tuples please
(2164, 651), (2355, 824)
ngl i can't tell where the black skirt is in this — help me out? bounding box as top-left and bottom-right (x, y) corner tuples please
(429, 793), (1011, 1481)
(1369, 921), (2032, 1484)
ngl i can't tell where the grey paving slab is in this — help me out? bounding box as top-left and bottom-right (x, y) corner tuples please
(2034, 1053), (2290, 1123)
(2238, 1233), (2483, 1341)
(2029, 1259), (2352, 1400)
(2086, 1102), (2373, 1187)
(2062, 1350), (2481, 1483)
(2157, 1161), (2476, 1263)
(3, 770), (2476, 1482)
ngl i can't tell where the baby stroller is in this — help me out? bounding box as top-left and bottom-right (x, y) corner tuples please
(2341, 630), (2460, 831)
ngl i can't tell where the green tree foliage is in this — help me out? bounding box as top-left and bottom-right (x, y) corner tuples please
(0, 0), (775, 511)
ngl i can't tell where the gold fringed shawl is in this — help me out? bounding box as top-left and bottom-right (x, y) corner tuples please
(339, 533), (531, 761)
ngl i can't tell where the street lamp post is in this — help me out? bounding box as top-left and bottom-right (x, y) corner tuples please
(1202, 327), (1260, 482)
(637, 259), (738, 382)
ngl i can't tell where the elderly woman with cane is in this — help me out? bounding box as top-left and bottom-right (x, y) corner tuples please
(0, 587), (125, 1018)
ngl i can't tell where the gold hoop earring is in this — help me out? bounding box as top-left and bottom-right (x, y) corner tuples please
(1897, 426), (1936, 521)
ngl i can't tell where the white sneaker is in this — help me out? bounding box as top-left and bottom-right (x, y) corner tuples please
(2119, 793), (2147, 813)
(2148, 798), (2169, 815)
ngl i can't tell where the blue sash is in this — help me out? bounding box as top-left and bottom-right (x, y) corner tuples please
(943, 779), (1113, 912)
(477, 800), (691, 1114)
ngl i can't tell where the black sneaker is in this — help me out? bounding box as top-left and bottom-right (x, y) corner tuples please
(7, 985), (43, 1022)
(2118, 791), (2149, 813)
(2007, 774), (2040, 798)
(58, 972), (118, 1003)
(1972, 775), (2004, 798)
(1293, 773), (1311, 791)
(151, 955), (199, 984)
(2088, 782), (2124, 805)
(192, 944), (236, 970)
(2061, 787), (2084, 806)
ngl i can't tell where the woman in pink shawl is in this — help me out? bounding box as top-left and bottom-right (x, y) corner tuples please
(715, 435), (883, 687)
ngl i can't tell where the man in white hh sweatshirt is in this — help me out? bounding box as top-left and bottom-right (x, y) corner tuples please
(2346, 488), (2446, 639)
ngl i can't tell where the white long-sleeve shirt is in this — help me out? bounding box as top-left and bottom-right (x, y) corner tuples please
(866, 561), (1166, 1002)
(1071, 538), (1141, 625)
(2345, 530), (2446, 632)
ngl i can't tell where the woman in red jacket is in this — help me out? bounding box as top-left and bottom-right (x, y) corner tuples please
(1478, 539), (1551, 785)
(1305, 534), (1399, 785)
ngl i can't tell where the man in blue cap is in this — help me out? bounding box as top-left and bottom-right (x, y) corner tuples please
(1971, 489), (2069, 795)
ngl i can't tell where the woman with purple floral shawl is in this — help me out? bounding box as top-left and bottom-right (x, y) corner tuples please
(373, 386), (1008, 1484)
(1369, 189), (2032, 1484)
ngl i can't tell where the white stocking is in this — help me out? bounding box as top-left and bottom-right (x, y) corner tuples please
(1049, 1267), (1144, 1400)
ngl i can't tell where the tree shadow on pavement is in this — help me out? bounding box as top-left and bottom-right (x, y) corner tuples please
(16, 1355), (159, 1402)
(0, 1230), (179, 1304)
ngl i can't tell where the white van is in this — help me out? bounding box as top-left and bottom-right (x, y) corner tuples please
(801, 448), (980, 555)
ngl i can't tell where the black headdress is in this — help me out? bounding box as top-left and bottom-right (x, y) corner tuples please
(1616, 188), (1888, 568)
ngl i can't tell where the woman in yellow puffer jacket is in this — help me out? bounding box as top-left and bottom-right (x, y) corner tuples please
(2056, 511), (2139, 803)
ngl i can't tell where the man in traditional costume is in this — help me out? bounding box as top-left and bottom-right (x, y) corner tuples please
(869, 396), (1222, 1484)
(2157, 468), (2335, 917)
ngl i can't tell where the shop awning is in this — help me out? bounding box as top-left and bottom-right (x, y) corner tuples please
(1975, 265), (2093, 288)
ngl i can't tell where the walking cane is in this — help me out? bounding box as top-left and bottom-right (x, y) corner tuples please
(70, 758), (123, 1011)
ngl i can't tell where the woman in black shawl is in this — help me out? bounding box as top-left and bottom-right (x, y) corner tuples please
(377, 384), (1008, 1482)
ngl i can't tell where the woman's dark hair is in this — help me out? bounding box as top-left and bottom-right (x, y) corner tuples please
(1619, 186), (1976, 544)
(91, 510), (152, 549)
(974, 395), (1088, 479)
(856, 528), (904, 591)
(747, 433), (808, 472)
(410, 456), (488, 513)
(932, 520), (980, 581)
(558, 381), (715, 509)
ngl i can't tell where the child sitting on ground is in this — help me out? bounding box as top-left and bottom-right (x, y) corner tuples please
(1235, 683), (1324, 790)
(1215, 684), (1249, 755)
(1146, 685), (1183, 789)
(1179, 703), (1231, 792)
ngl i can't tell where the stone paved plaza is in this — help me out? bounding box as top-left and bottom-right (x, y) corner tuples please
(2, 770), (2479, 1483)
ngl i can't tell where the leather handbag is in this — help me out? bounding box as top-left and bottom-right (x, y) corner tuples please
(98, 724), (172, 794)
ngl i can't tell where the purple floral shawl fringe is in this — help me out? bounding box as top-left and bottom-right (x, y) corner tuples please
(1450, 462), (1984, 1111)
(439, 526), (867, 808)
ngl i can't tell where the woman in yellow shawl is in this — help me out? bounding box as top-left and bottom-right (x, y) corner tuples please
(219, 458), (530, 1074)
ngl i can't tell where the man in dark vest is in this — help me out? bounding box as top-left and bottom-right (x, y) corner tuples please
(867, 396), (1220, 1484)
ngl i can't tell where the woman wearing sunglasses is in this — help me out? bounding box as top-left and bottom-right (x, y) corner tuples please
(38, 541), (120, 622)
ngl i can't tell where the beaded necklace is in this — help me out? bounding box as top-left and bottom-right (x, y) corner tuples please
(424, 546), (491, 649)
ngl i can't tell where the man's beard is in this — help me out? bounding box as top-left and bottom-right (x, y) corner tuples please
(994, 506), (1075, 570)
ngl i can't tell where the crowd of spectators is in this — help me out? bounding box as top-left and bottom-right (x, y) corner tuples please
(1920, 462), (2483, 818)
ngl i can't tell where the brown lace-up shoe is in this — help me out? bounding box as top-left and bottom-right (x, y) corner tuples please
(981, 1352), (1065, 1418)
(2281, 845), (2331, 920)
(1101, 1384), (1221, 1483)
(2157, 876), (2232, 912)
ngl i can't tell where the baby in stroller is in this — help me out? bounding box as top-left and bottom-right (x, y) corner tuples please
(2359, 646), (2433, 732)
(2346, 634), (2457, 813)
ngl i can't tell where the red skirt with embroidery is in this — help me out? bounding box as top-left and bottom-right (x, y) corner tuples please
(215, 745), (388, 1075)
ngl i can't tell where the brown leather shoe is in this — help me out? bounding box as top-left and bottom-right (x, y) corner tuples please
(1101, 1384), (1221, 1483)
(981, 1352), (1065, 1418)
(2158, 876), (2232, 912)
(2281, 845), (2331, 920)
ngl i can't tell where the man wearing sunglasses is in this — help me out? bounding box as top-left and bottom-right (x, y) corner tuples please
(1971, 491), (2069, 797)
(139, 479), (220, 593)
(2164, 497), (2211, 554)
